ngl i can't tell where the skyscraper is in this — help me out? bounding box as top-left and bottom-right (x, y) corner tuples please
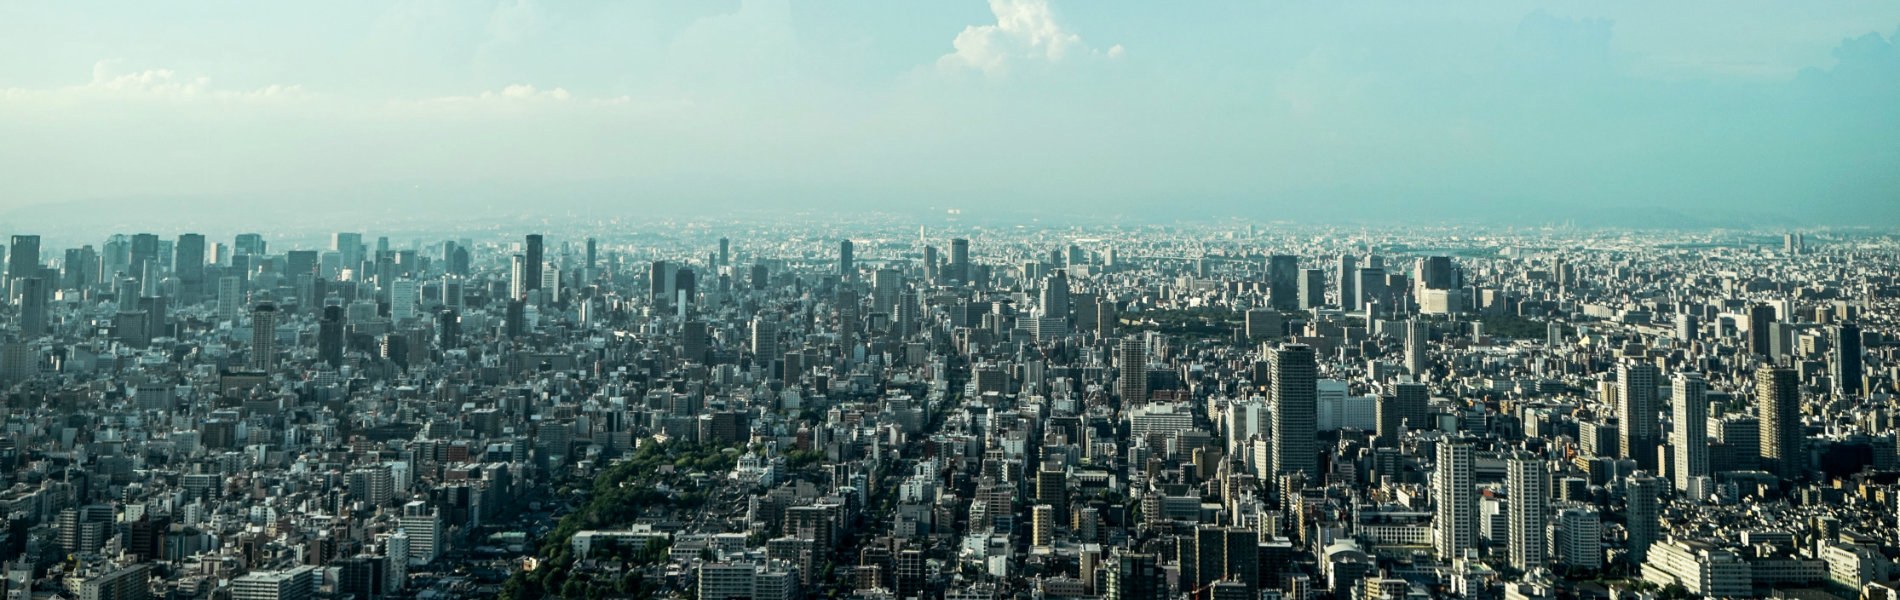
(1757, 366), (1802, 479)
(1434, 441), (1476, 560)
(1748, 303), (1776, 357)
(176, 233), (206, 303)
(1618, 361), (1661, 470)
(1266, 254), (1298, 310)
(319, 305), (345, 367)
(251, 302), (278, 372)
(1506, 453), (1546, 570)
(585, 237), (597, 270)
(838, 239), (854, 279)
(18, 278), (46, 338)
(1118, 336), (1148, 405)
(1105, 552), (1161, 600)
(950, 238), (970, 283)
(1404, 319), (1428, 379)
(218, 276), (242, 324)
(1337, 255), (1357, 309)
(509, 255), (527, 300)
(1298, 268), (1326, 310)
(1272, 344), (1318, 480)
(1625, 474), (1661, 564)
(8, 234), (39, 291)
(1355, 267), (1387, 313)
(718, 237), (730, 267)
(1833, 324), (1863, 397)
(1672, 373), (1709, 492)
(523, 234), (543, 292)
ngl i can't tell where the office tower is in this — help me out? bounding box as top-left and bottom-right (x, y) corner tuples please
(62, 245), (97, 289)
(1106, 552), (1161, 600)
(1244, 309), (1280, 340)
(1032, 505), (1054, 547)
(750, 263), (769, 291)
(1506, 453), (1546, 570)
(334, 232), (364, 269)
(1180, 527), (1257, 600)
(399, 504), (443, 565)
(683, 321), (708, 363)
(1618, 361), (1661, 470)
(1672, 373), (1709, 492)
(1355, 267), (1387, 312)
(7, 234), (39, 290)
(1297, 268), (1325, 310)
(232, 567), (317, 600)
(1271, 344), (1318, 480)
(1416, 255), (1454, 291)
(1036, 466), (1066, 524)
(319, 306), (345, 367)
(1626, 475), (1661, 564)
(1757, 366), (1802, 479)
(76, 564), (150, 600)
(1404, 319), (1428, 378)
(718, 237), (730, 267)
(585, 237), (597, 270)
(218, 276), (242, 323)
(650, 261), (669, 303)
(390, 280), (418, 323)
(507, 254), (527, 300)
(1434, 441), (1476, 560)
(504, 299), (525, 338)
(1118, 336), (1147, 405)
(1748, 303), (1775, 356)
(1675, 313), (1698, 343)
(873, 268), (900, 315)
(1041, 270), (1071, 319)
(1267, 254), (1298, 310)
(128, 233), (159, 283)
(895, 290), (918, 338)
(437, 309), (459, 349)
(176, 233), (205, 303)
(523, 234), (543, 292)
(950, 238), (970, 282)
(1833, 324), (1863, 397)
(251, 302), (278, 372)
(751, 317), (778, 363)
(17, 278), (46, 337)
(838, 239), (854, 279)
(234, 233), (265, 256)
(1337, 255), (1357, 309)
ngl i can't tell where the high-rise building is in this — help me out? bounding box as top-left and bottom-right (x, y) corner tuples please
(1266, 255), (1298, 310)
(232, 567), (318, 600)
(1404, 319), (1428, 378)
(1337, 255), (1357, 309)
(1415, 255), (1454, 291)
(1554, 506), (1602, 569)
(1031, 504), (1054, 548)
(7, 234), (39, 292)
(390, 279), (418, 323)
(333, 233), (364, 270)
(718, 237), (730, 266)
(17, 277), (45, 338)
(1748, 303), (1776, 357)
(1271, 344), (1318, 480)
(1833, 324), (1863, 397)
(218, 276), (242, 324)
(585, 237), (597, 270)
(1757, 366), (1803, 479)
(1506, 453), (1546, 570)
(319, 305), (345, 367)
(950, 238), (970, 283)
(1298, 268), (1326, 310)
(175, 233), (205, 303)
(838, 239), (854, 279)
(873, 268), (900, 316)
(234, 233), (265, 256)
(651, 260), (670, 303)
(1118, 336), (1147, 405)
(1618, 361), (1661, 470)
(1356, 267), (1387, 313)
(1105, 552), (1161, 600)
(251, 302), (278, 372)
(1672, 373), (1709, 492)
(1434, 441), (1476, 560)
(1626, 474), (1661, 564)
(1676, 313), (1698, 343)
(752, 317), (779, 364)
(523, 234), (543, 292)
(509, 254), (527, 300)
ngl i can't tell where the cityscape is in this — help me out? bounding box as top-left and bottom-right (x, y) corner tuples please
(0, 220), (1895, 600)
(4, 3), (1900, 600)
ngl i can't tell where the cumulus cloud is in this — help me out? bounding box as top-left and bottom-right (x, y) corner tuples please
(0, 60), (303, 101)
(938, 0), (1120, 75)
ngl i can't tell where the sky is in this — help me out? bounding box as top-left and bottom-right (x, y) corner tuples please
(1, 0), (1897, 227)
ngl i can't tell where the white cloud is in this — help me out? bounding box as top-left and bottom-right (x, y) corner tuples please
(938, 0), (1117, 75)
(0, 60), (303, 102)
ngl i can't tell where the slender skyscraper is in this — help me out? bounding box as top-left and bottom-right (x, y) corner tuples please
(1434, 441), (1476, 560)
(1672, 373), (1709, 492)
(584, 237), (597, 270)
(523, 234), (543, 292)
(950, 238), (970, 283)
(1833, 324), (1863, 397)
(319, 305), (345, 367)
(1272, 344), (1318, 480)
(1118, 336), (1147, 405)
(18, 278), (46, 338)
(838, 239), (854, 280)
(1757, 366), (1803, 479)
(1337, 255), (1357, 309)
(1505, 453), (1546, 570)
(1748, 303), (1776, 357)
(8, 235), (39, 296)
(1105, 552), (1161, 600)
(1618, 361), (1661, 470)
(1404, 320), (1428, 379)
(1298, 268), (1326, 310)
(1625, 474), (1661, 564)
(175, 234), (205, 304)
(250, 302), (278, 372)
(1266, 255), (1298, 310)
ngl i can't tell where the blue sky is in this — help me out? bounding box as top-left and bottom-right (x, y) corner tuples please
(2, 1), (1897, 224)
